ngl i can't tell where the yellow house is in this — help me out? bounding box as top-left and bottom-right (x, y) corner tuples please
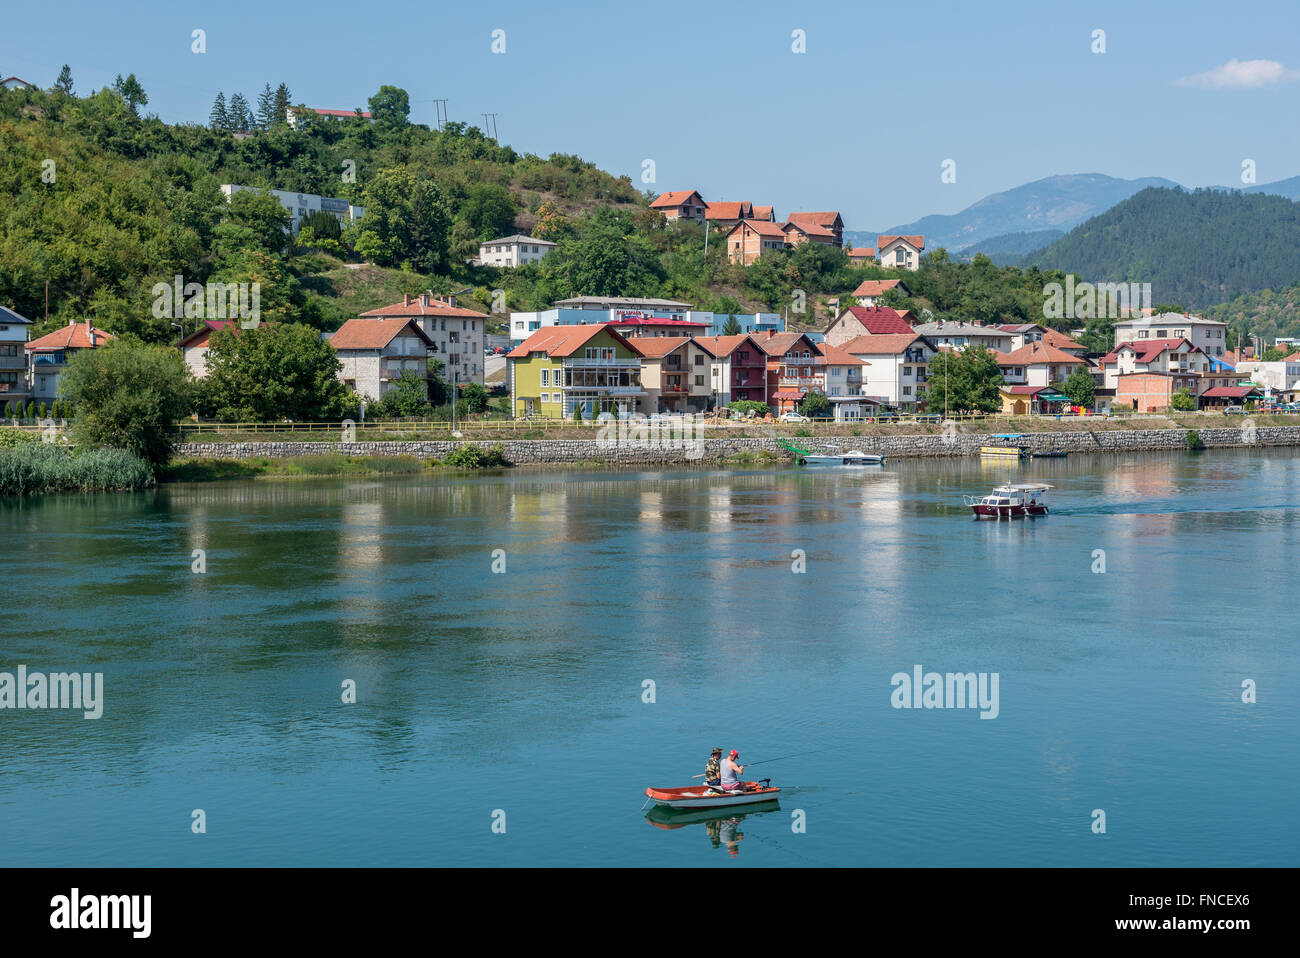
(507, 324), (645, 418)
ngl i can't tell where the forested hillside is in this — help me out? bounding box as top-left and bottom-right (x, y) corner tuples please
(1022, 187), (1300, 309)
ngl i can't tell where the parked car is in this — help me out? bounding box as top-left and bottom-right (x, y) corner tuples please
(1224, 405), (1246, 415)
(779, 412), (809, 422)
(915, 414), (942, 423)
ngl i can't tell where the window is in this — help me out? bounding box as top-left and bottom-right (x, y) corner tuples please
(903, 385), (912, 395)
(541, 369), (550, 387)
(895, 249), (906, 263)
(694, 354), (703, 366)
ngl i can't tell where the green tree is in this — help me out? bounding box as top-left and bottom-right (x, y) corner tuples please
(216, 188), (292, 253)
(459, 183), (517, 240)
(801, 392), (831, 418)
(924, 346), (1003, 414)
(354, 166), (450, 272)
(1062, 365), (1096, 408)
(367, 85), (410, 129)
(448, 220), (480, 264)
(1260, 346), (1286, 362)
(54, 65), (74, 95)
(720, 315), (742, 336)
(272, 83), (292, 125)
(255, 83), (276, 130)
(228, 92), (252, 131)
(118, 73), (147, 116)
(209, 92), (229, 131)
(59, 341), (194, 466)
(1170, 389), (1197, 411)
(460, 381), (490, 413)
(200, 323), (356, 422)
(370, 369), (430, 417)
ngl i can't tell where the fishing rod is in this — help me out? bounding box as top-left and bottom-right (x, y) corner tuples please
(690, 748), (825, 779)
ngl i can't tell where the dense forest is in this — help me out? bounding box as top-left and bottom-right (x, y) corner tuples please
(1023, 187), (1300, 309)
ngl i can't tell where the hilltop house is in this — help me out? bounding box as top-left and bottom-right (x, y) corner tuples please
(849, 278), (911, 306)
(507, 324), (645, 419)
(649, 190), (708, 222)
(782, 219), (837, 248)
(220, 184), (364, 234)
(477, 234), (557, 268)
(0, 306), (32, 407)
(725, 219), (789, 265)
(26, 320), (116, 402)
(877, 235), (925, 270)
(704, 201), (755, 230)
(786, 212), (844, 248)
(847, 247), (877, 265)
(287, 106), (373, 128)
(330, 318), (438, 403)
(360, 293), (486, 385)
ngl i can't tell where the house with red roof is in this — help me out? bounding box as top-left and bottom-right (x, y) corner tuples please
(330, 318), (438, 403)
(649, 190), (707, 222)
(174, 320), (236, 379)
(785, 212), (843, 247)
(877, 235), (925, 271)
(849, 278), (911, 306)
(782, 219), (837, 248)
(0, 306), (33, 406)
(725, 219), (789, 265)
(27, 320), (117, 402)
(1097, 338), (1210, 392)
(287, 107), (373, 129)
(626, 336), (713, 414)
(704, 201), (754, 230)
(824, 306), (916, 346)
(750, 331), (829, 413)
(694, 334), (769, 407)
(507, 324), (645, 419)
(361, 293), (488, 384)
(847, 247), (877, 265)
(840, 333), (937, 411)
(994, 340), (1088, 388)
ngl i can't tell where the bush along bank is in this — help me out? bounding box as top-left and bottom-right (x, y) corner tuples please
(0, 441), (156, 495)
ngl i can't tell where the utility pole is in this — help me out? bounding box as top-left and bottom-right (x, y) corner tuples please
(481, 113), (498, 142)
(45, 280), (49, 322)
(431, 98), (448, 130)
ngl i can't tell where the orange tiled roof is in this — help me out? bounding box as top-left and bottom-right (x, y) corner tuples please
(507, 324), (642, 359)
(26, 323), (116, 351)
(623, 336), (694, 358)
(877, 234), (925, 250)
(786, 211), (842, 229)
(850, 279), (905, 298)
(650, 190), (703, 209)
(361, 296), (485, 319)
(729, 218), (787, 238)
(998, 340), (1086, 365)
(705, 201), (751, 220)
(693, 334), (759, 358)
(816, 342), (869, 366)
(848, 247), (877, 258)
(330, 317), (433, 351)
(840, 333), (930, 355)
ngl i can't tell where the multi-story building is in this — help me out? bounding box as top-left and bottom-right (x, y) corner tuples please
(507, 324), (645, 419)
(824, 306), (915, 345)
(877, 235), (925, 270)
(649, 190), (708, 222)
(26, 320), (116, 403)
(220, 184), (364, 233)
(476, 234), (557, 268)
(840, 333), (937, 411)
(752, 331), (823, 414)
(725, 219), (789, 265)
(360, 294), (486, 385)
(695, 334), (769, 407)
(704, 201), (755, 231)
(1098, 338), (1212, 392)
(287, 107), (374, 129)
(626, 337), (713, 414)
(994, 340), (1089, 388)
(1113, 312), (1228, 358)
(330, 318), (438, 403)
(910, 321), (1012, 353)
(786, 212), (844, 248)
(0, 306), (32, 407)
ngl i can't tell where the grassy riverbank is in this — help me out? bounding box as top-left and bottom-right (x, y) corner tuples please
(0, 440), (156, 495)
(159, 450), (511, 483)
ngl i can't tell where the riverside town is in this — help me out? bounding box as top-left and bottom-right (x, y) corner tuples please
(0, 0), (1289, 935)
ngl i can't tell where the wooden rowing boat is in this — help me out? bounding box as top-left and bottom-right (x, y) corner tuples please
(645, 782), (781, 809)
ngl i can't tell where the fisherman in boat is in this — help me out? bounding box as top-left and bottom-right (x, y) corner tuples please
(719, 749), (745, 791)
(704, 747), (723, 787)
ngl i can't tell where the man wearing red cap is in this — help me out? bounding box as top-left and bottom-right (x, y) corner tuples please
(719, 749), (745, 791)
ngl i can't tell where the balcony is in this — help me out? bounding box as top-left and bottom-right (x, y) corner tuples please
(565, 357), (640, 367)
(779, 376), (820, 388)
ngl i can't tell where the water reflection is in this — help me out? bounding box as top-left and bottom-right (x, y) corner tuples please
(645, 799), (781, 857)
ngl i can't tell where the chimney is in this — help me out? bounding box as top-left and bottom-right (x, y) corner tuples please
(420, 293), (430, 307)
(85, 319), (95, 346)
(403, 294), (412, 307)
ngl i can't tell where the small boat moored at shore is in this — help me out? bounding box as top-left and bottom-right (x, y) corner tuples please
(645, 781), (781, 809)
(981, 434), (1030, 458)
(963, 482), (1052, 519)
(780, 439), (884, 466)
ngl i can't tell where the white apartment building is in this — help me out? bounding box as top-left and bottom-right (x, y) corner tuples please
(359, 293), (486, 385)
(220, 184), (364, 233)
(1113, 312), (1228, 358)
(477, 235), (557, 268)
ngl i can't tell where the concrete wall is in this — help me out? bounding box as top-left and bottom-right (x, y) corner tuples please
(175, 424), (1300, 465)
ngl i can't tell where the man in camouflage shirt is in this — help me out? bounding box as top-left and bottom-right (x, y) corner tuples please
(705, 747), (723, 786)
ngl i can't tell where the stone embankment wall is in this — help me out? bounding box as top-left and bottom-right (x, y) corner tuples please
(175, 425), (1300, 464)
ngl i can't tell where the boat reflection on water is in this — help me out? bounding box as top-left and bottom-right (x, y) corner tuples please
(645, 799), (781, 857)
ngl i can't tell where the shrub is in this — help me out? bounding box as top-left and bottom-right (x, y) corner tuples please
(25, 401), (36, 419)
(800, 393), (831, 419)
(2, 402), (14, 418)
(0, 427), (38, 447)
(0, 443), (155, 495)
(442, 443), (511, 469)
(1186, 429), (1205, 450)
(727, 400), (769, 418)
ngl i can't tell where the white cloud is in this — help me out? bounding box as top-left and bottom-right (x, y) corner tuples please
(1177, 58), (1300, 89)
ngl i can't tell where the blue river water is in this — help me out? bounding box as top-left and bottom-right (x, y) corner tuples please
(2, 448), (1297, 866)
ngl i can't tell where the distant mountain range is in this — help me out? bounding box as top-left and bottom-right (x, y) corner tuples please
(845, 171), (1300, 263)
(1022, 187), (1300, 309)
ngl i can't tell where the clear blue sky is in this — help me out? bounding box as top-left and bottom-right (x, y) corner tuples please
(3, 0), (1298, 229)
